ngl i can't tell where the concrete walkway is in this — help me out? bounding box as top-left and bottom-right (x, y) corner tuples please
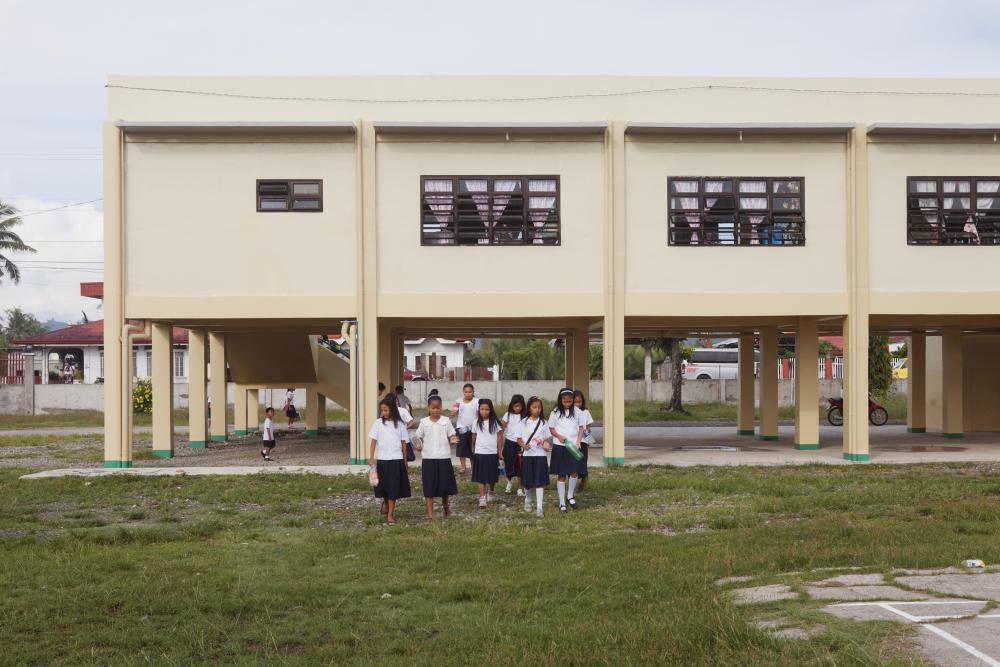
(21, 464), (369, 479)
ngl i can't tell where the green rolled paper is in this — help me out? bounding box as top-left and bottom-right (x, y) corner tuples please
(563, 439), (584, 461)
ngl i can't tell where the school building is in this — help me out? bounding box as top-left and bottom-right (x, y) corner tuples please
(101, 76), (1000, 467)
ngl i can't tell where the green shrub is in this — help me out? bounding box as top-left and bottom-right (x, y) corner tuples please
(132, 379), (152, 414)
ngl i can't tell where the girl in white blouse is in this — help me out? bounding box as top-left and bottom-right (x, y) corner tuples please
(548, 388), (585, 513)
(368, 397), (412, 525)
(414, 394), (459, 521)
(516, 396), (552, 517)
(500, 394), (526, 497)
(471, 398), (503, 507)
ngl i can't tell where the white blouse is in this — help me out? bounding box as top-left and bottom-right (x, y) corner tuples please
(452, 398), (479, 430)
(548, 409), (582, 447)
(518, 417), (551, 457)
(414, 416), (455, 460)
(472, 420), (501, 455)
(501, 412), (523, 442)
(577, 409), (594, 443)
(368, 418), (409, 461)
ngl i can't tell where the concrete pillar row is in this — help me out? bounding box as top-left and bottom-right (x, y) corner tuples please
(306, 387), (323, 436)
(572, 328), (591, 397)
(758, 326), (779, 441)
(188, 330), (208, 448)
(737, 333), (756, 436)
(942, 327), (964, 438)
(209, 332), (228, 442)
(794, 318), (820, 450)
(907, 334), (926, 434)
(151, 322), (175, 458)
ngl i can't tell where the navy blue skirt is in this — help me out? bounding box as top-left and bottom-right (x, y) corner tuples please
(455, 430), (473, 458)
(520, 456), (549, 489)
(471, 453), (500, 484)
(421, 458), (457, 498)
(374, 459), (412, 501)
(501, 439), (521, 478)
(550, 444), (583, 477)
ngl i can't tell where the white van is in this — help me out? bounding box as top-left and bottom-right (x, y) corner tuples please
(682, 348), (758, 380)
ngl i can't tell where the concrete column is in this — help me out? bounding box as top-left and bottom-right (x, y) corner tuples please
(392, 333), (405, 390)
(234, 385), (248, 436)
(759, 326), (779, 441)
(316, 392), (327, 429)
(737, 334), (755, 435)
(151, 322), (175, 458)
(942, 327), (964, 438)
(347, 323), (365, 463)
(572, 328), (591, 396)
(21, 353), (34, 415)
(643, 346), (653, 401)
(358, 120), (379, 460)
(306, 387), (322, 436)
(187, 330), (208, 448)
(907, 334), (926, 433)
(842, 314), (870, 460)
(102, 122), (131, 468)
(602, 121), (626, 465)
(564, 334), (575, 387)
(209, 332), (228, 442)
(794, 318), (820, 450)
(843, 125), (871, 462)
(246, 388), (260, 433)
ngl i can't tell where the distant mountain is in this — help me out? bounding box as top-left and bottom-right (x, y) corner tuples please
(42, 319), (69, 332)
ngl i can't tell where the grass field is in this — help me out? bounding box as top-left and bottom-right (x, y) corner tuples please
(2, 462), (996, 665)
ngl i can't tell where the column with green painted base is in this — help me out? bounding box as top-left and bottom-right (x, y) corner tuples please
(151, 321), (175, 459)
(234, 385), (248, 436)
(794, 317), (820, 450)
(305, 387), (323, 436)
(209, 332), (227, 442)
(737, 333), (755, 435)
(188, 329), (208, 448)
(758, 326), (779, 441)
(942, 327), (964, 439)
(246, 388), (259, 434)
(906, 334), (926, 435)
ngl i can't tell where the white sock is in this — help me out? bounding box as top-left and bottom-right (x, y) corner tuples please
(568, 476), (578, 499)
(536, 487), (544, 506)
(524, 493), (532, 509)
(557, 480), (566, 505)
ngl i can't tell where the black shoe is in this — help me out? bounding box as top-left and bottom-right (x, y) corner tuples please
(264, 455), (274, 462)
(559, 504), (568, 513)
(568, 498), (578, 510)
(260, 450), (267, 459)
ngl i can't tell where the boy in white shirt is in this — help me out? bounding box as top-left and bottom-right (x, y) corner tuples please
(414, 395), (459, 521)
(260, 407), (276, 461)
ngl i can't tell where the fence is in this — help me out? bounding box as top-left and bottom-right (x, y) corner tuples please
(0, 350), (27, 385)
(777, 357), (844, 381)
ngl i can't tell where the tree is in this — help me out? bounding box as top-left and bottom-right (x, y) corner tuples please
(664, 338), (689, 414)
(2, 307), (46, 341)
(0, 202), (35, 284)
(868, 335), (893, 399)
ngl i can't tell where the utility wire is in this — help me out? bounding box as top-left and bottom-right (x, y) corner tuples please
(1, 200), (102, 219)
(106, 82), (1000, 104)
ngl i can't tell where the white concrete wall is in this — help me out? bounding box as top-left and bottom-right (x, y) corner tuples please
(0, 386), (25, 414)
(404, 339), (466, 372)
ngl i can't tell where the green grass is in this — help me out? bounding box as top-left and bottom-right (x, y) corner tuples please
(2, 463), (998, 664)
(0, 409), (189, 430)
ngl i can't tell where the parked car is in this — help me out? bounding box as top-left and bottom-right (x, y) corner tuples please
(682, 348), (758, 380)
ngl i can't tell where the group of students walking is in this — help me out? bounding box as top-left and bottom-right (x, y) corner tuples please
(368, 383), (594, 524)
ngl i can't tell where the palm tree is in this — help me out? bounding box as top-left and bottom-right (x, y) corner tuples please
(0, 202), (35, 284)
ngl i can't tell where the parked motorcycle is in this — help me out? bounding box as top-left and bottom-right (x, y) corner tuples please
(827, 396), (888, 426)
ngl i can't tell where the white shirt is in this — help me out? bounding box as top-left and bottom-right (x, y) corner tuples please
(262, 417), (274, 441)
(451, 397), (478, 430)
(548, 409), (582, 447)
(368, 418), (410, 461)
(517, 416), (551, 457)
(472, 420), (501, 455)
(577, 409), (594, 443)
(286, 390), (295, 404)
(414, 416), (455, 460)
(501, 412), (523, 442)
(396, 394), (412, 412)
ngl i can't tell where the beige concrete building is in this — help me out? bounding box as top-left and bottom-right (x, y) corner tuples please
(102, 76), (1000, 467)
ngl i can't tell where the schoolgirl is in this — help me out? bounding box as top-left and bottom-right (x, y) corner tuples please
(368, 396), (412, 525)
(414, 394), (459, 521)
(500, 394), (526, 496)
(516, 396), (552, 517)
(548, 387), (584, 513)
(573, 389), (594, 490)
(471, 398), (503, 507)
(450, 383), (478, 475)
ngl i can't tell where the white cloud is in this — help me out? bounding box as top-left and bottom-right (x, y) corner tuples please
(0, 198), (103, 324)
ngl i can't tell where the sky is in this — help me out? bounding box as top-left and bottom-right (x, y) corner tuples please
(2, 0), (1000, 324)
